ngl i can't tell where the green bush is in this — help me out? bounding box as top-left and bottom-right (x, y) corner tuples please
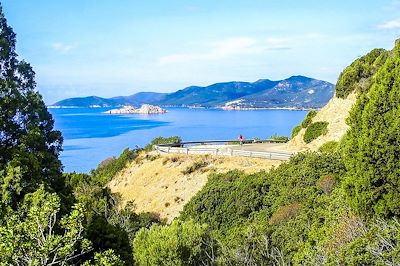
(92, 148), (138, 184)
(180, 170), (270, 233)
(316, 175), (336, 195)
(301, 110), (318, 128)
(303, 122), (328, 143)
(335, 48), (389, 98)
(342, 39), (400, 217)
(270, 133), (289, 142)
(133, 220), (215, 266)
(318, 140), (339, 153)
(269, 202), (302, 225)
(291, 125), (302, 139)
(144, 136), (182, 151)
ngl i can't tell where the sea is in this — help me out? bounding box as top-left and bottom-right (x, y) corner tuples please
(48, 107), (308, 173)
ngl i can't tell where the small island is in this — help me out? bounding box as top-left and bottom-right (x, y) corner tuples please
(105, 104), (167, 114)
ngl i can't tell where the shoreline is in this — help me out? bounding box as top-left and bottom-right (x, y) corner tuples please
(48, 105), (318, 111)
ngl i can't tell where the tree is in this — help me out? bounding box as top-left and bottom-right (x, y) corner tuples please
(0, 185), (91, 265)
(0, 5), (63, 207)
(342, 39), (400, 217)
(133, 220), (216, 266)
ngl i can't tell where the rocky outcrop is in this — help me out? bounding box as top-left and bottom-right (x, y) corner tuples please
(106, 104), (167, 114)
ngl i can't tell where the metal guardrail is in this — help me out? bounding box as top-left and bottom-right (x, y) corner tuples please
(155, 139), (288, 147)
(154, 141), (292, 161)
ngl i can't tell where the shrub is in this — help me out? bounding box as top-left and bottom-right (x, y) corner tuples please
(342, 39), (400, 217)
(318, 141), (338, 153)
(291, 125), (302, 139)
(97, 157), (116, 171)
(269, 203), (302, 225)
(180, 170), (270, 232)
(335, 48), (389, 98)
(181, 160), (208, 174)
(144, 136), (182, 151)
(316, 175), (336, 195)
(301, 110), (317, 128)
(303, 122), (328, 143)
(270, 133), (289, 142)
(133, 220), (215, 266)
(92, 148), (138, 184)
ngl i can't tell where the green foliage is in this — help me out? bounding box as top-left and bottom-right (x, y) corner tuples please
(133, 220), (215, 266)
(0, 5), (63, 207)
(144, 136), (182, 151)
(180, 170), (270, 233)
(318, 140), (338, 153)
(316, 175), (336, 195)
(86, 215), (133, 265)
(335, 48), (389, 98)
(180, 152), (347, 263)
(82, 249), (124, 266)
(342, 39), (400, 218)
(64, 171), (160, 264)
(291, 125), (302, 139)
(92, 148), (138, 185)
(269, 203), (302, 225)
(303, 121), (328, 143)
(270, 133), (289, 142)
(303, 218), (400, 265)
(301, 110), (317, 128)
(0, 185), (91, 265)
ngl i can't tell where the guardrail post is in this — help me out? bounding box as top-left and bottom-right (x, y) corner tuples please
(269, 153), (272, 159)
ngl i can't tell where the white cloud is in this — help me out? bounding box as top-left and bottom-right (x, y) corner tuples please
(378, 18), (400, 29)
(264, 37), (291, 50)
(159, 37), (259, 65)
(51, 42), (75, 53)
(159, 37), (292, 65)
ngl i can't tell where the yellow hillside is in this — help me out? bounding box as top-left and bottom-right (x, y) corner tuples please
(108, 153), (281, 222)
(286, 92), (357, 151)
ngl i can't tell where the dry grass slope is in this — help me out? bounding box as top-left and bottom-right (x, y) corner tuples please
(108, 153), (281, 222)
(287, 92), (357, 151)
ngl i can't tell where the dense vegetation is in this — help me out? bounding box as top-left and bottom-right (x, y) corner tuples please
(290, 110), (317, 139)
(144, 136), (182, 151)
(335, 48), (389, 98)
(270, 134), (289, 142)
(2, 4), (400, 265)
(301, 110), (317, 128)
(290, 125), (302, 139)
(303, 121), (328, 143)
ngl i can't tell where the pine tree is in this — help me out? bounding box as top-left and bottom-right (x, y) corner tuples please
(0, 5), (63, 207)
(343, 39), (400, 217)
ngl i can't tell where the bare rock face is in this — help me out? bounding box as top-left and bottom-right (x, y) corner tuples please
(106, 104), (167, 114)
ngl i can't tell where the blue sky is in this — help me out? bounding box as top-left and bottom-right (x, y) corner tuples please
(2, 0), (400, 103)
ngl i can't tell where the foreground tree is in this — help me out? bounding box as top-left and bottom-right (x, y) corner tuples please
(343, 39), (400, 217)
(0, 186), (91, 265)
(133, 220), (216, 266)
(0, 5), (63, 207)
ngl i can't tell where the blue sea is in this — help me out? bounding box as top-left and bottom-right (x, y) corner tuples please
(49, 107), (307, 173)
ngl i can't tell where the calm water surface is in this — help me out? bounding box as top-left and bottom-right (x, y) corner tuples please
(49, 107), (307, 173)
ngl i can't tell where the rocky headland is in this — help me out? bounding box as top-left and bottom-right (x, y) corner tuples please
(105, 104), (167, 114)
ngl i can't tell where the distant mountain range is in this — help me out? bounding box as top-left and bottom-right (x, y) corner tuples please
(51, 76), (335, 109)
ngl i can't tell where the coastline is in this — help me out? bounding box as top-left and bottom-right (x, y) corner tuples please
(48, 105), (318, 111)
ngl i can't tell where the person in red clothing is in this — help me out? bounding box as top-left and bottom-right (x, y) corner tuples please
(238, 134), (244, 146)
